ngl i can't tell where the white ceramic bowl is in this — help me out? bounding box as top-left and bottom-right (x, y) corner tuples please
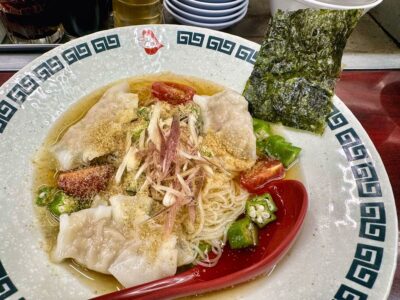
(269, 0), (383, 15)
(0, 24), (397, 300)
(179, 0), (245, 10)
(165, 0), (247, 23)
(196, 0), (235, 2)
(164, 1), (247, 29)
(169, 0), (248, 17)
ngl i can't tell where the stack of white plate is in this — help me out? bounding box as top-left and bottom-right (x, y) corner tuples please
(164, 0), (249, 30)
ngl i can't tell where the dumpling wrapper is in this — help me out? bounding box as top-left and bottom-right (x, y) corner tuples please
(52, 81), (139, 171)
(108, 195), (178, 287)
(110, 194), (153, 230)
(51, 206), (124, 274)
(108, 236), (178, 288)
(194, 90), (257, 169)
(51, 195), (179, 286)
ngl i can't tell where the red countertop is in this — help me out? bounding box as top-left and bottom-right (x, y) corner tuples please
(0, 70), (399, 298)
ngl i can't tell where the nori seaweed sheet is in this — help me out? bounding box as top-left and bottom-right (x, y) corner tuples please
(243, 9), (362, 134)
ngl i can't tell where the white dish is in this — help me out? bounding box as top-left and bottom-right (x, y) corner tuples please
(164, 2), (247, 29)
(169, 0), (248, 17)
(165, 0), (247, 23)
(269, 0), (383, 15)
(0, 25), (397, 300)
(179, 0), (246, 10)
(195, 0), (236, 2)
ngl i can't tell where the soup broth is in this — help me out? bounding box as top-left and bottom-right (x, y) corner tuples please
(33, 73), (302, 297)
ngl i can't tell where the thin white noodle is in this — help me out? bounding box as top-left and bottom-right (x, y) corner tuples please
(120, 102), (251, 269)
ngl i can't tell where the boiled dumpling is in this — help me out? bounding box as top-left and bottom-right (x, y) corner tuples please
(52, 81), (139, 171)
(108, 195), (178, 287)
(109, 236), (178, 288)
(194, 90), (257, 169)
(51, 205), (125, 274)
(51, 195), (179, 286)
(194, 90), (256, 160)
(110, 194), (153, 229)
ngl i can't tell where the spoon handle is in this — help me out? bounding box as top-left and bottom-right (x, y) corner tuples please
(92, 269), (200, 300)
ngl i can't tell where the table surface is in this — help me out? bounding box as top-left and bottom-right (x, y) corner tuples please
(0, 70), (398, 298)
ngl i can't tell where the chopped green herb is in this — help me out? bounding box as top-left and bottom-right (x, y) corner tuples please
(199, 148), (213, 158)
(198, 241), (211, 255)
(137, 107), (150, 120)
(126, 175), (146, 195)
(131, 119), (148, 143)
(243, 9), (362, 134)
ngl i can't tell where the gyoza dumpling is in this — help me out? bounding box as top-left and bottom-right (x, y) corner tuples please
(109, 235), (178, 288)
(51, 195), (179, 285)
(51, 205), (125, 274)
(110, 194), (153, 229)
(108, 195), (178, 287)
(52, 81), (139, 171)
(194, 90), (257, 170)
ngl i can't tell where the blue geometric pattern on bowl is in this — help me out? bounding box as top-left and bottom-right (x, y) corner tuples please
(177, 30), (257, 62)
(0, 33), (120, 134)
(327, 106), (386, 299)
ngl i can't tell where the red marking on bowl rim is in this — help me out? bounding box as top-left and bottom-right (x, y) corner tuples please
(139, 29), (163, 55)
(93, 179), (308, 300)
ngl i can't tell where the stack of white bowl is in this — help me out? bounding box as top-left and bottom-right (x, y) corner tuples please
(164, 0), (249, 30)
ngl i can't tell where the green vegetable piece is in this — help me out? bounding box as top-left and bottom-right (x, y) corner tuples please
(126, 186), (137, 196)
(198, 241), (211, 255)
(35, 186), (56, 206)
(228, 217), (258, 249)
(264, 135), (301, 167)
(131, 119), (148, 143)
(243, 9), (363, 134)
(200, 148), (213, 158)
(254, 193), (278, 212)
(246, 194), (277, 228)
(253, 118), (272, 140)
(48, 192), (78, 216)
(126, 175), (146, 195)
(137, 107), (150, 120)
(275, 144), (301, 168)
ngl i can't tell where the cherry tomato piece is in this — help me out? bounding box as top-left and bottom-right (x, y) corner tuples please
(240, 160), (285, 193)
(151, 81), (195, 105)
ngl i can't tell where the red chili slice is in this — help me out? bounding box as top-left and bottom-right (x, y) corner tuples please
(151, 81), (195, 105)
(240, 159), (285, 193)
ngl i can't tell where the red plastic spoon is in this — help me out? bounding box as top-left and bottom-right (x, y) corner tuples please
(93, 179), (308, 300)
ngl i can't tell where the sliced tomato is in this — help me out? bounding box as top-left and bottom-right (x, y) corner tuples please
(151, 81), (195, 105)
(240, 159), (285, 193)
